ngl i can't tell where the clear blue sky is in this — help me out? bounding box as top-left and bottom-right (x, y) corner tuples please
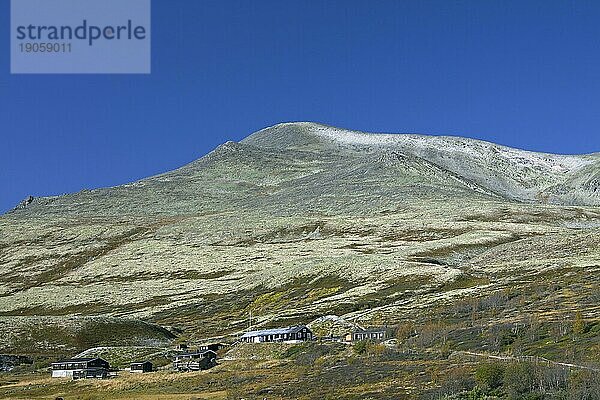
(2, 0), (600, 213)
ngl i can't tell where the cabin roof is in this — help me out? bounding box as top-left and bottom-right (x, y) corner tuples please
(131, 361), (152, 365)
(354, 328), (387, 333)
(177, 350), (217, 357)
(51, 357), (105, 364)
(240, 325), (308, 338)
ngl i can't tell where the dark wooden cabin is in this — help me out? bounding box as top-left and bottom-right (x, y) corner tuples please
(130, 361), (153, 373)
(240, 325), (313, 343)
(198, 343), (227, 352)
(173, 351), (217, 372)
(51, 357), (109, 379)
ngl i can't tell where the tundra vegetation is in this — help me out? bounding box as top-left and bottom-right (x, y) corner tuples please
(0, 123), (599, 399)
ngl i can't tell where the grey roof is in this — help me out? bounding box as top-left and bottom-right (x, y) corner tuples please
(240, 325), (308, 338)
(51, 357), (105, 364)
(177, 350), (216, 357)
(354, 327), (386, 333)
(131, 361), (152, 365)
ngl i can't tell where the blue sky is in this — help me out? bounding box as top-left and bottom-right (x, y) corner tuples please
(2, 0), (600, 213)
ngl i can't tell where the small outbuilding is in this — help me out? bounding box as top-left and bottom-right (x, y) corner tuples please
(51, 357), (110, 379)
(320, 334), (344, 342)
(173, 350), (217, 372)
(130, 361), (153, 373)
(240, 325), (313, 343)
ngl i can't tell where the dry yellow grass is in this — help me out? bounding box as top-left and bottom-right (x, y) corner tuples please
(103, 392), (227, 400)
(1, 394), (226, 400)
(0, 371), (228, 400)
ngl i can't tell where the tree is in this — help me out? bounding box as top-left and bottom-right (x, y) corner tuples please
(572, 311), (585, 336)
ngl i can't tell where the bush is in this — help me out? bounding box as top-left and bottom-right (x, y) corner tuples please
(353, 340), (369, 355)
(430, 366), (476, 398)
(567, 370), (600, 400)
(504, 362), (534, 398)
(475, 362), (504, 391)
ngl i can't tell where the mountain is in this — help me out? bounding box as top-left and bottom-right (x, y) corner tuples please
(0, 123), (599, 396)
(244, 122), (600, 206)
(8, 123), (600, 220)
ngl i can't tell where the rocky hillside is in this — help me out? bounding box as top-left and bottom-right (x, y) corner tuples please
(0, 122), (598, 361)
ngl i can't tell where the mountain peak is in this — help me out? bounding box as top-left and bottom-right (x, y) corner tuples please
(239, 122), (599, 205)
(241, 122), (332, 150)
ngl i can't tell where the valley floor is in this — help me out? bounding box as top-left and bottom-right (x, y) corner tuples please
(1, 340), (599, 400)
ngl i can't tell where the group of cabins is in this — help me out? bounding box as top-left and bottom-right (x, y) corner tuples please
(50, 352), (218, 379)
(50, 325), (388, 379)
(239, 325), (388, 344)
(51, 358), (154, 379)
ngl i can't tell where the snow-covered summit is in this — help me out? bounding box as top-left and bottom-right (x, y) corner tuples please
(248, 122), (593, 172)
(243, 122), (600, 205)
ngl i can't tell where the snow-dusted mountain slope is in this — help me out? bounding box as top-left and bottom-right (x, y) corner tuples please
(243, 122), (600, 205)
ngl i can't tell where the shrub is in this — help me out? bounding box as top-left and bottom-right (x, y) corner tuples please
(432, 366), (476, 398)
(504, 362), (534, 399)
(353, 340), (369, 355)
(475, 362), (504, 391)
(568, 370), (600, 400)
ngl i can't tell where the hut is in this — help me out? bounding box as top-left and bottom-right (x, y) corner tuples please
(130, 361), (153, 373)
